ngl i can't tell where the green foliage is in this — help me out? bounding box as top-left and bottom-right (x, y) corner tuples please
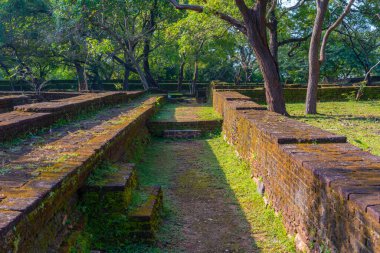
(0, 0), (379, 87)
(341, 91), (357, 101)
(114, 83), (123, 91)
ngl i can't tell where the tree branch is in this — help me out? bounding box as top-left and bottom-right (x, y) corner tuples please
(278, 33), (312, 46)
(266, 0), (277, 19)
(167, 0), (247, 35)
(365, 60), (380, 81)
(278, 0), (307, 18)
(109, 53), (137, 73)
(319, 0), (355, 63)
(286, 0), (307, 11)
(234, 0), (250, 17)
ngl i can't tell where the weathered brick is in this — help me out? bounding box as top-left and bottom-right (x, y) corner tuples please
(0, 95), (164, 252)
(214, 89), (380, 252)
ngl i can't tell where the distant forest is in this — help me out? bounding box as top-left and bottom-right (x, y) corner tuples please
(0, 1), (379, 90)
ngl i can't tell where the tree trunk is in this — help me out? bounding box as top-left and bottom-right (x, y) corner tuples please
(178, 60), (185, 91)
(143, 39), (157, 88)
(191, 60), (198, 95)
(93, 67), (103, 90)
(123, 67), (130, 90)
(128, 51), (149, 90)
(169, 0), (287, 114)
(142, 0), (158, 88)
(364, 66), (372, 85)
(268, 8), (279, 65)
(306, 0), (329, 114)
(242, 3), (287, 114)
(74, 62), (88, 91)
(235, 67), (242, 85)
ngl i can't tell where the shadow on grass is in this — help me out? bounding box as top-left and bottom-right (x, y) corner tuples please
(103, 136), (294, 253)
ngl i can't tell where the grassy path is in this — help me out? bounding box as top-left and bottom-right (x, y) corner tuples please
(115, 137), (295, 253)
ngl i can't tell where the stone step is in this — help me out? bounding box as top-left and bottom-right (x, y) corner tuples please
(148, 120), (222, 137)
(127, 186), (163, 242)
(163, 129), (202, 139)
(81, 162), (137, 212)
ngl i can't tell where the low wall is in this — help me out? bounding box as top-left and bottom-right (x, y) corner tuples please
(147, 120), (223, 137)
(0, 95), (29, 113)
(0, 96), (164, 252)
(0, 92), (81, 112)
(213, 90), (380, 252)
(0, 91), (144, 142)
(214, 86), (380, 103)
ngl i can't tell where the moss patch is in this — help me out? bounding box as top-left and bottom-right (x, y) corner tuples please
(86, 161), (119, 186)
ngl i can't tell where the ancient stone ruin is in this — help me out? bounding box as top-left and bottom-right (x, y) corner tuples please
(0, 87), (378, 252)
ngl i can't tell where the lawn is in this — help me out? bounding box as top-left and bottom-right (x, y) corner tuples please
(287, 100), (380, 156)
(152, 102), (222, 121)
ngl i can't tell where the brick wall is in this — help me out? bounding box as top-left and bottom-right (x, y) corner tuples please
(0, 91), (145, 142)
(214, 90), (380, 252)
(214, 86), (380, 103)
(0, 96), (164, 252)
(0, 95), (29, 112)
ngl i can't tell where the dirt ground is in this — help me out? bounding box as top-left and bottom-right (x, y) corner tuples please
(137, 139), (259, 253)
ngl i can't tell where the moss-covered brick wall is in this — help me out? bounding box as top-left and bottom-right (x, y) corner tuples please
(0, 91), (145, 142)
(0, 96), (165, 252)
(213, 90), (380, 252)
(214, 86), (380, 103)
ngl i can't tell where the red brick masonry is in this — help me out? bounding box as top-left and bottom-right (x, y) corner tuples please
(0, 95), (163, 251)
(213, 90), (380, 252)
(0, 91), (144, 142)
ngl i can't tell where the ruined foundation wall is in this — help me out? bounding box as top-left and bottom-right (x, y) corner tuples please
(0, 96), (164, 252)
(213, 86), (380, 103)
(214, 90), (380, 252)
(0, 91), (144, 142)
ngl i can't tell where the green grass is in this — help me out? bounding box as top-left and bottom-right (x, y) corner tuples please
(151, 103), (221, 121)
(74, 130), (294, 252)
(205, 137), (295, 252)
(86, 161), (119, 186)
(113, 136), (294, 252)
(196, 105), (222, 120)
(287, 100), (380, 155)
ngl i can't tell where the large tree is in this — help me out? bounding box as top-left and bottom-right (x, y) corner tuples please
(168, 0), (287, 114)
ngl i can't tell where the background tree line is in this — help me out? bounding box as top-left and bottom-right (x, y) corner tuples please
(0, 0), (379, 113)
